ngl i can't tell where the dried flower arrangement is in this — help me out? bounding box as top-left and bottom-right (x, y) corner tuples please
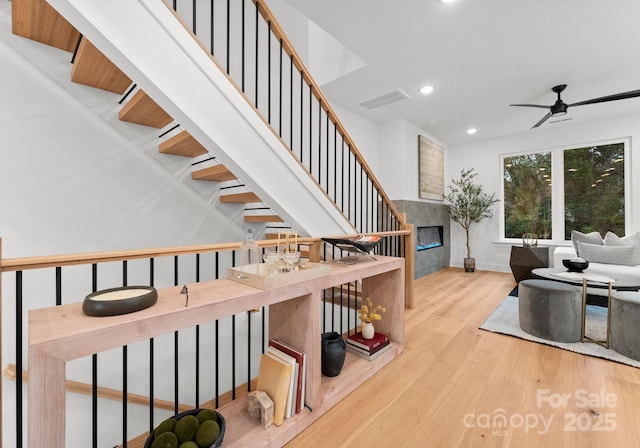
(358, 298), (386, 324)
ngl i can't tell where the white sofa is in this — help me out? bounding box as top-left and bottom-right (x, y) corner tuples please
(552, 246), (640, 278)
(552, 246), (640, 296)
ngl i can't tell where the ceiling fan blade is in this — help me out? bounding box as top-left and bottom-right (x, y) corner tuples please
(510, 103), (551, 109)
(569, 89), (640, 107)
(531, 112), (552, 129)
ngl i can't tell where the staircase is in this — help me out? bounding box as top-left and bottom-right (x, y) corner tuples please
(12, 0), (290, 231)
(10, 0), (405, 239)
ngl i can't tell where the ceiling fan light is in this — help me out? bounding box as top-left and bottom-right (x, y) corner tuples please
(551, 111), (567, 117)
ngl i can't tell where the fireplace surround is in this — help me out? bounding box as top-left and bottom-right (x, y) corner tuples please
(393, 200), (450, 278)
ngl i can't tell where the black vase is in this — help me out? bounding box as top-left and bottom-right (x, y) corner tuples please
(321, 332), (346, 377)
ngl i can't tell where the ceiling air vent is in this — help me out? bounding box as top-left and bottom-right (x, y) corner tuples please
(360, 89), (410, 110)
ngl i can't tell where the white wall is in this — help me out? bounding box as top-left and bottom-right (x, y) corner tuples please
(0, 43), (245, 259)
(331, 103), (380, 173)
(447, 113), (640, 272)
(378, 119), (446, 202)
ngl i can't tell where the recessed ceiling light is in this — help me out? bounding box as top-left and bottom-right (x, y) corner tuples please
(440, 0), (456, 3)
(420, 85), (435, 95)
(466, 128), (477, 135)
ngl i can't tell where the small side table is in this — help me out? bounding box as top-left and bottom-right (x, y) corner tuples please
(509, 246), (549, 283)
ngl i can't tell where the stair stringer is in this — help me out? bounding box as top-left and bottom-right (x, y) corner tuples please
(47, 0), (355, 237)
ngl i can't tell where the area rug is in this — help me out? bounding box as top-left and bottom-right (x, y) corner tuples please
(480, 295), (640, 368)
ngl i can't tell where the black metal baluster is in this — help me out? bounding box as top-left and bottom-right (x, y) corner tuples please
(333, 123), (337, 202)
(267, 21), (272, 123)
(122, 260), (128, 447)
(192, 0), (197, 34)
(325, 110), (329, 192)
(194, 251), (201, 407)
(262, 306), (266, 353)
(15, 271), (23, 448)
(174, 256), (179, 414)
(255, 0), (259, 107)
(279, 39), (283, 136)
(290, 58), (293, 150)
(210, 0), (215, 55)
(331, 286), (335, 331)
(241, 0), (245, 90)
(341, 139), (345, 210)
(215, 318), (220, 408)
(322, 287), (326, 333)
(309, 85), (313, 174)
(149, 257), (155, 432)
(55, 266), (62, 306)
(318, 99), (322, 184)
(347, 145), (352, 221)
(91, 263), (98, 447)
(247, 311), (252, 392)
(232, 314), (236, 399)
(122, 345), (128, 448)
(214, 252), (220, 408)
(365, 173), (370, 233)
(300, 70), (304, 162)
(226, 0), (230, 74)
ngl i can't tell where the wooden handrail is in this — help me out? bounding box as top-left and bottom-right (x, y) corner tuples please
(253, 0), (404, 226)
(0, 231), (411, 272)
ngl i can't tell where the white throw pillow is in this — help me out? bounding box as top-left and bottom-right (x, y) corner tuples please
(571, 230), (603, 256)
(603, 231), (640, 265)
(577, 241), (635, 266)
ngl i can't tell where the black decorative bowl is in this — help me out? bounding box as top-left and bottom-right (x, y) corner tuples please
(82, 286), (157, 317)
(144, 408), (225, 448)
(562, 259), (589, 273)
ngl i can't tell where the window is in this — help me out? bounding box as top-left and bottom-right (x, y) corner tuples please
(564, 143), (625, 239)
(502, 141), (626, 241)
(503, 152), (552, 239)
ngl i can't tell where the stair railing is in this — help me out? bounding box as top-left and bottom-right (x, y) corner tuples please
(165, 0), (407, 242)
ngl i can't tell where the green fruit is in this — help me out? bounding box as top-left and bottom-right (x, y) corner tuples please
(178, 442), (198, 448)
(174, 414), (200, 443)
(196, 409), (216, 424)
(151, 431), (178, 448)
(154, 417), (177, 438)
(195, 419), (220, 448)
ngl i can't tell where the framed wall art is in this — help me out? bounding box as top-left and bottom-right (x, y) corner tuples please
(418, 135), (444, 200)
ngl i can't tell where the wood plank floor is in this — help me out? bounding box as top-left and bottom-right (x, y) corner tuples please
(287, 268), (640, 447)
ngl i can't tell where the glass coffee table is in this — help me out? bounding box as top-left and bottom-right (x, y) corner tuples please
(531, 268), (640, 348)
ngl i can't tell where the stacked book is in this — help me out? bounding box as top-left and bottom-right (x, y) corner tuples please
(256, 339), (307, 426)
(346, 331), (391, 360)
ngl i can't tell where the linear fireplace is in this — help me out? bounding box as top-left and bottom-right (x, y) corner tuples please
(416, 225), (444, 251)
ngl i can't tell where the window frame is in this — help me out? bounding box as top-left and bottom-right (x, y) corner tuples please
(499, 137), (631, 245)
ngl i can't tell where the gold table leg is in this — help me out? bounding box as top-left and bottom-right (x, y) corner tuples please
(581, 279), (612, 348)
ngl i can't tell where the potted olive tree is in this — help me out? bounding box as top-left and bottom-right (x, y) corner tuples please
(443, 168), (499, 272)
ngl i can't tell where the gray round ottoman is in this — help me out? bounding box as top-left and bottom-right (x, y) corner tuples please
(610, 291), (640, 361)
(518, 279), (582, 342)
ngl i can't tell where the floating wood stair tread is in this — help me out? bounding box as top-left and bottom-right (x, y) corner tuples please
(192, 165), (237, 182)
(220, 192), (261, 203)
(12, 0), (80, 51)
(70, 39), (132, 94)
(158, 131), (208, 158)
(118, 90), (173, 128)
(244, 215), (285, 223)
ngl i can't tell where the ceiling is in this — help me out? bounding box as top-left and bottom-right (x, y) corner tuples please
(282, 0), (640, 146)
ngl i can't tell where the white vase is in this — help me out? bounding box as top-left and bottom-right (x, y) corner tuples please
(361, 322), (375, 339)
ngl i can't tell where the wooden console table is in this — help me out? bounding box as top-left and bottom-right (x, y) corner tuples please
(28, 256), (405, 447)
